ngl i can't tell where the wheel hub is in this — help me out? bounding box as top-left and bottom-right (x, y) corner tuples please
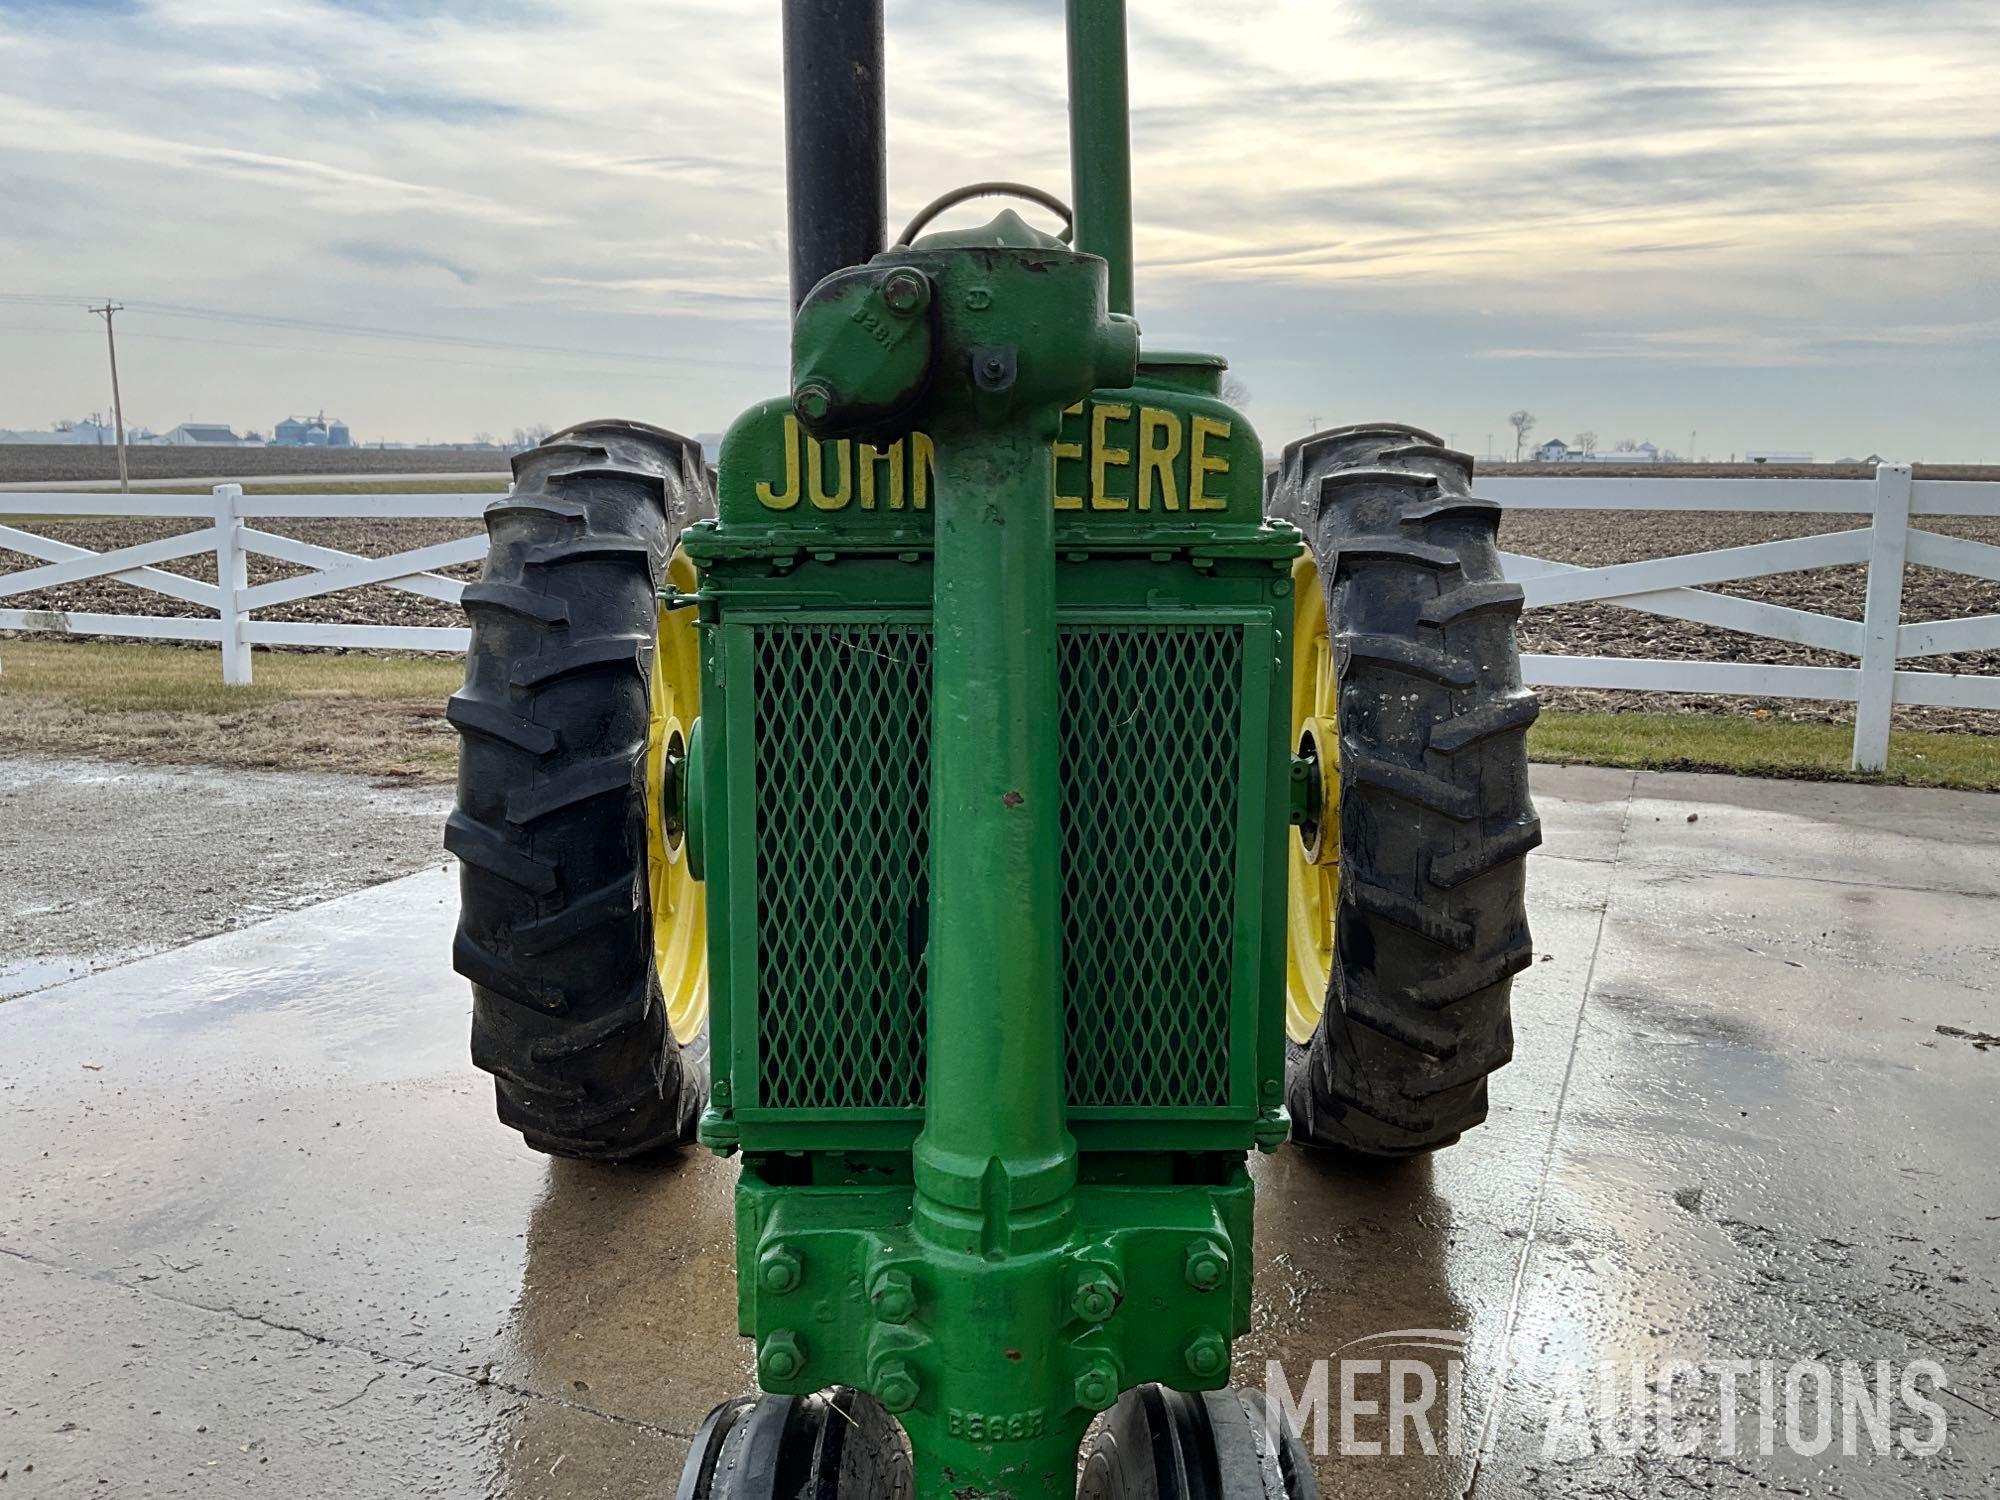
(647, 546), (709, 1049)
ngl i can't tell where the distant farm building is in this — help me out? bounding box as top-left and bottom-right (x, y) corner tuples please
(164, 423), (243, 446)
(1746, 451), (1814, 464)
(274, 413), (353, 447)
(0, 419), (158, 445)
(1535, 439), (1663, 463)
(0, 427), (90, 445)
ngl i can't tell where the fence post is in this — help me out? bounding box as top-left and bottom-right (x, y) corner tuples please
(1851, 462), (1912, 771)
(212, 483), (252, 685)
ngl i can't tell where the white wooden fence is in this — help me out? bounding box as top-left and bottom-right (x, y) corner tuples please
(1, 466), (1996, 772)
(1483, 465), (2000, 770)
(0, 483), (491, 684)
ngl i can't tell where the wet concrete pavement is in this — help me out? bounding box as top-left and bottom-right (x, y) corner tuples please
(1, 765), (1995, 1498)
(0, 757), (449, 1001)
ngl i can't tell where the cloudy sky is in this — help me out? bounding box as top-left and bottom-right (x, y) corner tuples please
(2, 0), (1995, 459)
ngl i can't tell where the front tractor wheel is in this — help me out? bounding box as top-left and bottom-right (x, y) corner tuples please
(1080, 1385), (1319, 1500)
(1267, 424), (1539, 1156)
(447, 420), (715, 1160)
(677, 1391), (912, 1500)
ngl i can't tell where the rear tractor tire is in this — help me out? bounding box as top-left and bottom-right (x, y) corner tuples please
(1266, 424), (1539, 1156)
(447, 419), (715, 1161)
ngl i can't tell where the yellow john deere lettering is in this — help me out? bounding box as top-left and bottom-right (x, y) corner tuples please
(755, 405), (1228, 514)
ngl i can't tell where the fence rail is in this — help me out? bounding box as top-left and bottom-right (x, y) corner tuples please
(1, 467), (1995, 772)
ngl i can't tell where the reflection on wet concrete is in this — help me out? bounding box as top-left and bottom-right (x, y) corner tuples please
(1, 768), (1995, 1497)
(1482, 861), (2000, 1497)
(1246, 1149), (1481, 1499)
(489, 1154), (747, 1498)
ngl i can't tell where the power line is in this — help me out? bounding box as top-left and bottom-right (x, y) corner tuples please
(0, 293), (778, 373)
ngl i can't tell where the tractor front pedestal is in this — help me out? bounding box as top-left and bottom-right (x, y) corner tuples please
(747, 219), (1177, 1497)
(737, 1170), (1253, 1497)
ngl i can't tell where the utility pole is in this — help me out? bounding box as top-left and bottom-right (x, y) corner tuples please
(89, 302), (130, 493)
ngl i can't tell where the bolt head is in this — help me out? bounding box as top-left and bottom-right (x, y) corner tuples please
(1074, 1363), (1118, 1412)
(880, 269), (929, 315)
(1071, 1272), (1121, 1324)
(758, 1245), (802, 1294)
(759, 1330), (805, 1383)
(1183, 1327), (1229, 1380)
(870, 1268), (916, 1324)
(876, 1360), (919, 1414)
(794, 382), (834, 423)
(1184, 1240), (1228, 1293)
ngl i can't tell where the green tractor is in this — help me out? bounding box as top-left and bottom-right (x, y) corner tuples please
(446, 3), (1537, 1494)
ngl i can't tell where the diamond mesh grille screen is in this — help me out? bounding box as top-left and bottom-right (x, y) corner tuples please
(1057, 625), (1241, 1108)
(753, 623), (932, 1111)
(750, 620), (1243, 1114)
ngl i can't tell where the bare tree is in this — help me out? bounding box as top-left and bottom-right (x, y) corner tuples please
(1575, 430), (1598, 456)
(1508, 409), (1536, 461)
(1220, 376), (1252, 409)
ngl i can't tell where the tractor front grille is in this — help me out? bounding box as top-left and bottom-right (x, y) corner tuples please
(748, 619), (1244, 1116)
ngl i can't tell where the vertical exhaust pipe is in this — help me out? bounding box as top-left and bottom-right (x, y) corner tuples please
(782, 0), (887, 309)
(1066, 0), (1134, 317)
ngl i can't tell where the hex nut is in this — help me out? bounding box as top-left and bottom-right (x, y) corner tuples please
(876, 1360), (920, 1414)
(870, 1267), (916, 1324)
(1183, 1240), (1228, 1292)
(759, 1244), (802, 1295)
(759, 1329), (805, 1383)
(794, 382), (834, 423)
(1183, 1327), (1228, 1379)
(1074, 1362), (1118, 1412)
(1071, 1271), (1120, 1324)
(881, 270), (929, 316)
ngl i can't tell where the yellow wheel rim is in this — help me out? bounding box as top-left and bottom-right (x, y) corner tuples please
(1284, 552), (1339, 1046)
(646, 546), (708, 1048)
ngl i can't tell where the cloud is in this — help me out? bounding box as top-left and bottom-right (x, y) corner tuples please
(330, 240), (481, 285)
(0, 0), (1994, 458)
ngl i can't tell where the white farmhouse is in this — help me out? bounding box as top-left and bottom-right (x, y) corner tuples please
(163, 423), (244, 446)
